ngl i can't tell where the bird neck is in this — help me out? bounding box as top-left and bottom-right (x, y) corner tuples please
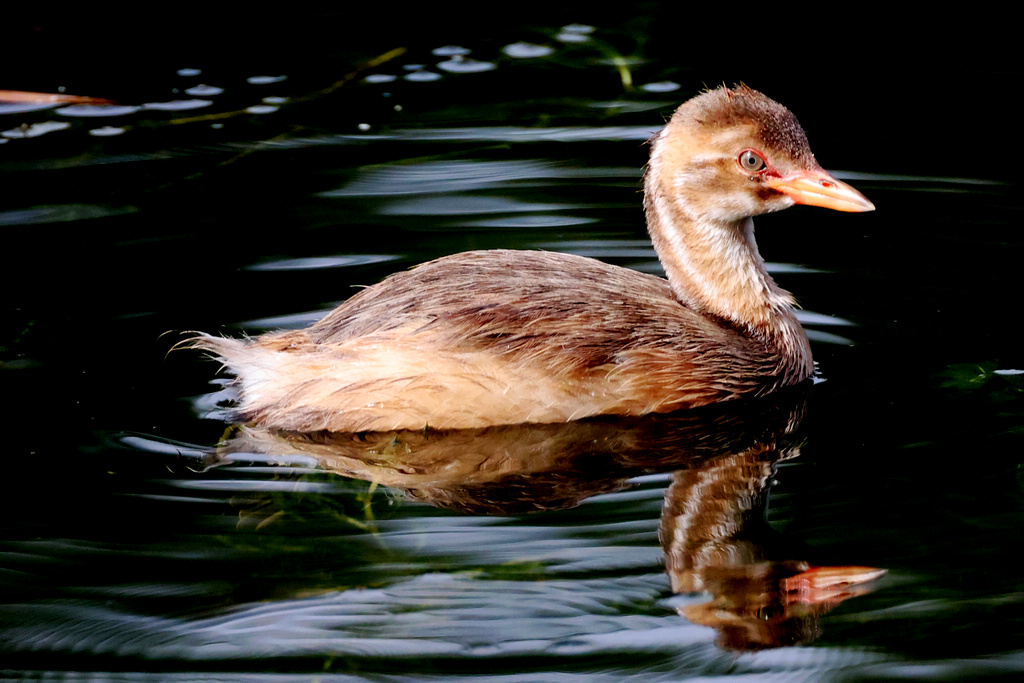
(643, 168), (811, 373)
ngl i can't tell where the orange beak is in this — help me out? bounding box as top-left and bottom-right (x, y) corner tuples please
(765, 169), (875, 213)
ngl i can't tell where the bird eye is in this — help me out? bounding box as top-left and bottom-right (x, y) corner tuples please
(738, 149), (766, 173)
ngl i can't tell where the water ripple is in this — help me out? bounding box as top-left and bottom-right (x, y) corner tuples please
(330, 125), (659, 144)
(323, 159), (631, 198)
(0, 204), (136, 225)
(379, 196), (580, 216)
(246, 254), (401, 271)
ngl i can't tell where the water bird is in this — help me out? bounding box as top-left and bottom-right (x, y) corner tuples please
(190, 85), (874, 432)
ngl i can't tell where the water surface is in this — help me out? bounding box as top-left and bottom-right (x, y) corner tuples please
(2, 14), (1023, 682)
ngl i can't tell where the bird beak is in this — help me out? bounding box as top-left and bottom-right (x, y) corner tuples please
(765, 169), (875, 212)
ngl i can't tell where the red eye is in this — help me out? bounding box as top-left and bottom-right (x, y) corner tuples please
(738, 149), (766, 173)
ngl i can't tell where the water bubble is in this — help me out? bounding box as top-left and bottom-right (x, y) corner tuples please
(262, 96), (288, 104)
(437, 57), (495, 73)
(405, 71), (441, 82)
(55, 104), (141, 117)
(247, 75), (288, 85)
(245, 105), (279, 114)
(640, 81), (681, 93)
(557, 24), (595, 42)
(143, 100), (214, 111)
(2, 121), (71, 138)
(556, 32), (590, 44)
(365, 74), (397, 83)
(89, 126), (126, 137)
(185, 84), (224, 96)
(177, 68), (202, 77)
(502, 42), (554, 58)
(432, 45), (471, 56)
(358, 123), (371, 131)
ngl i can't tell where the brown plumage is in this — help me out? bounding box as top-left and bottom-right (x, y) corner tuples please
(190, 85), (873, 432)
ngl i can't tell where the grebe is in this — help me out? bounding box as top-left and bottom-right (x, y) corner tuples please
(190, 85), (873, 433)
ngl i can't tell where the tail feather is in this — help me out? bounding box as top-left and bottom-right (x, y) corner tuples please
(175, 332), (253, 375)
(182, 332), (249, 363)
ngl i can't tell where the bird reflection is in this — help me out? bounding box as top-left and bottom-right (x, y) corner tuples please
(661, 450), (884, 649)
(213, 383), (883, 650)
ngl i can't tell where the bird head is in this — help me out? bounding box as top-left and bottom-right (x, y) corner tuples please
(650, 84), (874, 223)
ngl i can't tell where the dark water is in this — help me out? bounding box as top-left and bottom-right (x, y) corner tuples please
(3, 12), (1023, 682)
